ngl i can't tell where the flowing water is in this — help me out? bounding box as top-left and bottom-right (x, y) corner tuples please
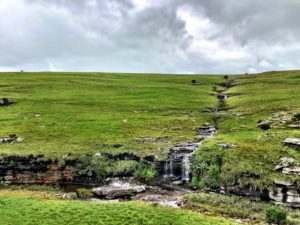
(163, 125), (217, 183)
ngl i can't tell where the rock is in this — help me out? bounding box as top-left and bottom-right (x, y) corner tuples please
(135, 194), (183, 208)
(170, 142), (201, 153)
(56, 192), (77, 200)
(269, 187), (285, 202)
(172, 180), (183, 185)
(92, 178), (145, 199)
(258, 120), (273, 126)
(199, 125), (217, 138)
(288, 124), (300, 129)
(286, 190), (300, 204)
(0, 98), (15, 106)
(283, 138), (300, 147)
(0, 134), (22, 144)
(217, 143), (237, 149)
(273, 179), (294, 186)
(282, 167), (300, 175)
(275, 157), (295, 170)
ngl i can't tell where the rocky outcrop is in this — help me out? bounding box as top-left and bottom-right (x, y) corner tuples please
(0, 98), (15, 106)
(92, 178), (145, 199)
(283, 138), (300, 147)
(269, 180), (300, 207)
(0, 134), (23, 144)
(282, 167), (300, 175)
(0, 155), (74, 184)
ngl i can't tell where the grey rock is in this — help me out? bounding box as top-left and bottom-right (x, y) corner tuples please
(288, 124), (300, 128)
(275, 157), (295, 170)
(282, 167), (300, 175)
(92, 178), (145, 199)
(217, 143), (237, 149)
(273, 179), (294, 186)
(283, 138), (300, 147)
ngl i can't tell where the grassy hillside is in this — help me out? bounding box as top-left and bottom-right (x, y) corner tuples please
(0, 72), (221, 158)
(0, 190), (236, 225)
(192, 71), (300, 190)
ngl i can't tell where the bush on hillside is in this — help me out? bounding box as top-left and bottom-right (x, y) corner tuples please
(259, 123), (271, 130)
(292, 113), (300, 121)
(191, 80), (197, 85)
(134, 162), (157, 181)
(266, 207), (287, 225)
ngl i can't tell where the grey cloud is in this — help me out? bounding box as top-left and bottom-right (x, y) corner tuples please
(0, 0), (300, 73)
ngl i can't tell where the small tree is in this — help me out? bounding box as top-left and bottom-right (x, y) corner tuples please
(191, 80), (197, 85)
(224, 75), (229, 80)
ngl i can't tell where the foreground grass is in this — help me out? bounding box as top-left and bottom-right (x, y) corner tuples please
(0, 72), (221, 158)
(185, 192), (300, 225)
(0, 191), (236, 225)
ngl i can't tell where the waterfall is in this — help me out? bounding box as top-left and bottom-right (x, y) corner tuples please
(163, 159), (174, 178)
(161, 125), (217, 183)
(181, 155), (190, 182)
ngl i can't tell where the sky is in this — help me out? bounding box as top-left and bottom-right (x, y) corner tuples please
(1, 0), (300, 74)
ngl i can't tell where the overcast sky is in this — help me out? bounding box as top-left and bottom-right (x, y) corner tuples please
(1, 0), (300, 74)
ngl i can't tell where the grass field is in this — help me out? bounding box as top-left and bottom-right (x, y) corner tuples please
(0, 72), (221, 158)
(0, 190), (236, 225)
(1, 71), (300, 188)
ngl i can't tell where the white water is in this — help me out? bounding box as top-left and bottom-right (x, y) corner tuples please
(181, 155), (190, 182)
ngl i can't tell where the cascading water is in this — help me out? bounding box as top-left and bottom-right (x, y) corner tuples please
(162, 125), (217, 183)
(181, 155), (190, 182)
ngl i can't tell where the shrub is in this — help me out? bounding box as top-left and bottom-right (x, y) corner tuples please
(266, 208), (287, 225)
(76, 188), (93, 200)
(259, 123), (271, 130)
(292, 113), (300, 121)
(191, 80), (197, 85)
(212, 86), (217, 92)
(134, 162), (157, 181)
(73, 155), (108, 182)
(224, 75), (229, 80)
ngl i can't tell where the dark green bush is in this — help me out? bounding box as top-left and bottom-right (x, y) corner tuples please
(259, 123), (271, 130)
(73, 155), (108, 182)
(134, 162), (157, 181)
(292, 113), (300, 121)
(266, 207), (287, 225)
(76, 188), (93, 200)
(191, 147), (223, 189)
(191, 80), (197, 85)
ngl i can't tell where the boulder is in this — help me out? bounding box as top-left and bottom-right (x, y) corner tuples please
(273, 179), (294, 187)
(283, 138), (300, 147)
(92, 178), (145, 199)
(269, 187), (285, 203)
(282, 167), (300, 175)
(275, 157), (295, 170)
(286, 190), (300, 205)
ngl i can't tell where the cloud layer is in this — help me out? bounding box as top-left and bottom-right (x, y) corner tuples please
(1, 0), (300, 73)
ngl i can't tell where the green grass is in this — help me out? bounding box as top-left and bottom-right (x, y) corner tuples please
(0, 192), (236, 225)
(193, 70), (300, 190)
(185, 192), (300, 224)
(0, 72), (221, 158)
